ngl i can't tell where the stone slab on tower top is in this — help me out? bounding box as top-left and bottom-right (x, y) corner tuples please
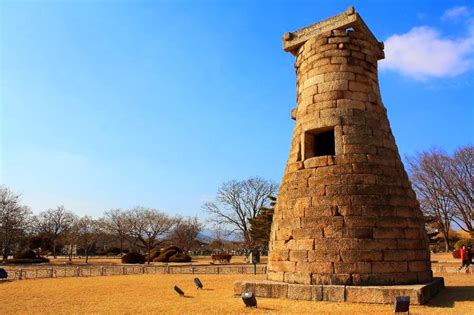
(282, 6), (384, 59)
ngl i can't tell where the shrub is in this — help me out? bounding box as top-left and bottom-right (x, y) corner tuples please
(3, 257), (50, 264)
(121, 252), (145, 264)
(161, 245), (183, 253)
(211, 253), (232, 263)
(149, 248), (162, 260)
(161, 249), (178, 259)
(153, 255), (169, 262)
(169, 253), (192, 263)
(153, 250), (177, 262)
(106, 247), (122, 255)
(14, 249), (37, 259)
(454, 239), (474, 250)
(151, 246), (187, 263)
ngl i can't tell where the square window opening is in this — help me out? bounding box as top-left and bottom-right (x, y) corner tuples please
(305, 128), (335, 158)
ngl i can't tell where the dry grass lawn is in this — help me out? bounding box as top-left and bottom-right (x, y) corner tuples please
(1, 272), (472, 314)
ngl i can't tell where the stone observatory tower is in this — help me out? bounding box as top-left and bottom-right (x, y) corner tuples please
(266, 6), (433, 287)
(235, 7), (444, 304)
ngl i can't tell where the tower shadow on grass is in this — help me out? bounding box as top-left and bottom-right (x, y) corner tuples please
(427, 286), (474, 308)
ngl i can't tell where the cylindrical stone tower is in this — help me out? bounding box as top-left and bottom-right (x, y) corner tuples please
(267, 7), (432, 286)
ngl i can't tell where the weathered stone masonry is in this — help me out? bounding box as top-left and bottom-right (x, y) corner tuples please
(266, 7), (433, 286)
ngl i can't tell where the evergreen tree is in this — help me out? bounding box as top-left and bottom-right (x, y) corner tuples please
(248, 196), (276, 249)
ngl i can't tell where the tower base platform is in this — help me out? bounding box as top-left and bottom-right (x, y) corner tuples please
(234, 277), (444, 305)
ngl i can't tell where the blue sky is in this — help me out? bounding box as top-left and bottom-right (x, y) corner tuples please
(1, 0), (473, 219)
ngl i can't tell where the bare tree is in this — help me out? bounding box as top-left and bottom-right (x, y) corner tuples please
(0, 186), (32, 260)
(169, 216), (203, 252)
(408, 150), (456, 251)
(36, 206), (76, 258)
(61, 217), (80, 262)
(203, 177), (277, 251)
(445, 146), (473, 234)
(101, 209), (132, 254)
(127, 207), (174, 264)
(76, 216), (101, 263)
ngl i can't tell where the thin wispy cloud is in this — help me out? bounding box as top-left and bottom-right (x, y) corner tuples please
(380, 7), (474, 80)
(441, 6), (472, 21)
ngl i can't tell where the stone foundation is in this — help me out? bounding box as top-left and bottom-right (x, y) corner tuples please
(234, 278), (444, 305)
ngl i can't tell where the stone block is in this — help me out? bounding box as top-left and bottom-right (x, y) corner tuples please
(267, 271), (285, 282)
(302, 74), (324, 88)
(338, 205), (362, 216)
(275, 228), (292, 240)
(322, 285), (346, 301)
(342, 227), (373, 238)
(305, 205), (338, 217)
(293, 227), (324, 239)
(284, 272), (312, 284)
(268, 261), (296, 273)
(334, 262), (371, 274)
(341, 250), (383, 263)
(358, 239), (397, 250)
(289, 250), (308, 262)
(308, 250), (340, 262)
(409, 261), (428, 272)
(372, 261), (408, 273)
(325, 184), (358, 196)
(397, 239), (426, 250)
(269, 250), (289, 261)
(316, 64), (343, 74)
(297, 261), (333, 273)
(344, 90), (369, 102)
(318, 80), (348, 92)
(296, 239), (315, 250)
(344, 216), (376, 227)
(324, 71), (355, 81)
(383, 250), (416, 261)
(376, 217), (408, 228)
(288, 283), (313, 300)
(351, 194), (386, 206)
(324, 225), (344, 238)
(349, 80), (372, 92)
(313, 90), (343, 102)
(321, 49), (351, 58)
(301, 216), (344, 229)
(337, 99), (366, 110)
(404, 228), (423, 239)
(344, 144), (376, 154)
(304, 156), (328, 168)
(373, 227), (404, 239)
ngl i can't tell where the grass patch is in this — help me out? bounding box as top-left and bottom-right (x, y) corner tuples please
(0, 272), (473, 314)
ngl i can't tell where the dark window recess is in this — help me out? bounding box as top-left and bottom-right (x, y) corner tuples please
(305, 128), (335, 158)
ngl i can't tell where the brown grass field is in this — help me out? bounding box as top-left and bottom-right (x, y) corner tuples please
(1, 271), (473, 314)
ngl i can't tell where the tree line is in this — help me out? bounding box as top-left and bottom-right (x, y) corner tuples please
(4, 145), (468, 261)
(0, 186), (202, 263)
(407, 145), (473, 251)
